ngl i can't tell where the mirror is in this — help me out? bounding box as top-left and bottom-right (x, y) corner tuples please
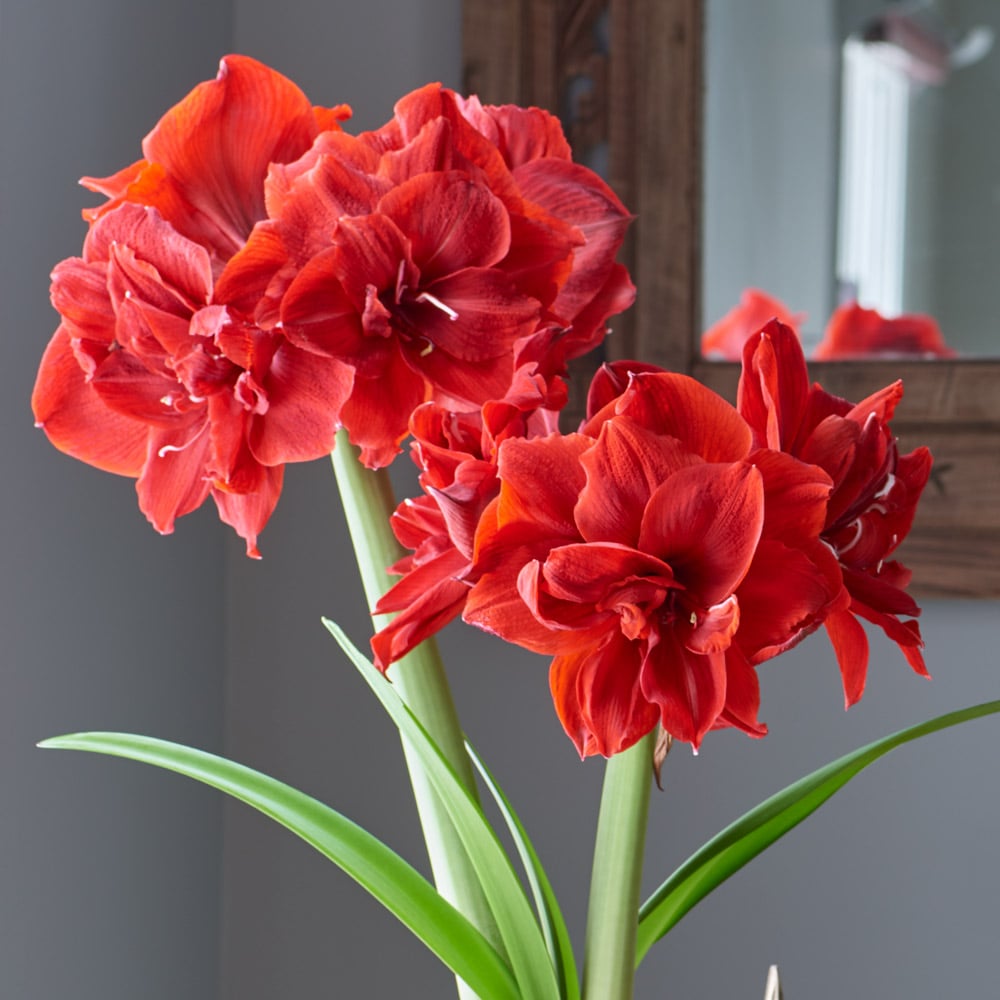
(702, 1), (1000, 361)
(462, 0), (1000, 596)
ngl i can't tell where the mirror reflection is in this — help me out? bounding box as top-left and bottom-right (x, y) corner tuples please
(702, 1), (1000, 359)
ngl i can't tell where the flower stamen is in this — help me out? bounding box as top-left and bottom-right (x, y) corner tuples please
(416, 291), (459, 321)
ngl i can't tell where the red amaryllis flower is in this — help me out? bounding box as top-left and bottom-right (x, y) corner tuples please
(814, 301), (956, 359)
(370, 367), (564, 669)
(739, 320), (932, 704)
(221, 82), (634, 467)
(32, 57), (355, 555)
(464, 368), (839, 756)
(701, 288), (805, 360)
(32, 204), (353, 557)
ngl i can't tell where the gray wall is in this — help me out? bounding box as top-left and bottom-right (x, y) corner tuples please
(2, 2), (232, 998)
(5, 2), (999, 999)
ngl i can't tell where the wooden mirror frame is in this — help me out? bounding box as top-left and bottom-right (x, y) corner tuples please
(462, 0), (1000, 597)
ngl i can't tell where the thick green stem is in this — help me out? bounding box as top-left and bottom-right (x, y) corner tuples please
(330, 432), (501, 998)
(582, 731), (655, 1000)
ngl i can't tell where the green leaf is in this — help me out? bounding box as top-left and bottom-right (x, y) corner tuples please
(466, 741), (581, 1000)
(636, 700), (1000, 964)
(324, 618), (561, 1000)
(39, 731), (519, 1000)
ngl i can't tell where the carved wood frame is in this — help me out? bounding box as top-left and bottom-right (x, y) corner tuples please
(462, 0), (1000, 597)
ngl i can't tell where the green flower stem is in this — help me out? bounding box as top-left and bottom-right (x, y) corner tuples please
(330, 432), (502, 998)
(582, 731), (655, 1000)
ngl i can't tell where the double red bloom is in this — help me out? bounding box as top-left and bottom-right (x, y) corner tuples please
(32, 56), (352, 555)
(460, 368), (842, 754)
(33, 58), (634, 552)
(216, 82), (634, 468)
(739, 322), (931, 705)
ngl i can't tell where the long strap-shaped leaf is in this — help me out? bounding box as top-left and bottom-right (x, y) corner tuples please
(466, 741), (581, 1000)
(636, 699), (1000, 964)
(38, 732), (519, 1000)
(325, 619), (562, 1000)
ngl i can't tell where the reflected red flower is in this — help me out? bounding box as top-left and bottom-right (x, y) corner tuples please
(222, 83), (634, 467)
(701, 288), (805, 360)
(463, 367), (841, 756)
(815, 302), (956, 359)
(738, 321), (932, 704)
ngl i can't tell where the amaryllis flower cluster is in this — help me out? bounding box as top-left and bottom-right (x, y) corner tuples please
(702, 287), (955, 360)
(374, 324), (930, 757)
(32, 56), (634, 554)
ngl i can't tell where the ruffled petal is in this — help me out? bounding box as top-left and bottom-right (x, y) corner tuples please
(379, 171), (512, 278)
(137, 420), (213, 535)
(715, 644), (768, 737)
(639, 462), (764, 606)
(371, 548), (471, 670)
(247, 340), (354, 466)
(824, 608), (870, 708)
(32, 326), (148, 476)
(339, 349), (428, 468)
(640, 630), (728, 749)
(550, 631), (658, 757)
(735, 539), (846, 663)
(139, 54), (342, 253)
(212, 462), (284, 559)
(493, 433), (590, 538)
(737, 320), (810, 452)
(576, 417), (701, 545)
(464, 548), (570, 654)
(599, 371), (753, 463)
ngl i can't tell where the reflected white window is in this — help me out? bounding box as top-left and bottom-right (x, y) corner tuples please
(836, 35), (911, 315)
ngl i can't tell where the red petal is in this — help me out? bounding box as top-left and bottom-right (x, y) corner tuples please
(715, 644), (767, 738)
(597, 371), (753, 463)
(464, 551), (570, 654)
(339, 349), (428, 468)
(550, 632), (658, 757)
(640, 630), (728, 749)
(212, 462), (284, 559)
(137, 421), (213, 535)
(50, 258), (116, 342)
(752, 448), (832, 547)
(493, 433), (590, 538)
(214, 220), (291, 316)
(247, 340), (354, 466)
(824, 608), (870, 708)
(371, 548), (471, 669)
(737, 320), (810, 451)
(379, 171), (512, 278)
(639, 462), (764, 606)
(736, 539), (846, 663)
(140, 54), (333, 252)
(584, 361), (666, 419)
(87, 203), (213, 310)
(32, 326), (148, 476)
(515, 158), (632, 319)
(576, 418), (701, 545)
(460, 99), (573, 168)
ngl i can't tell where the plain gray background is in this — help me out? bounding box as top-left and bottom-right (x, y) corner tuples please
(3, 1), (998, 998)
